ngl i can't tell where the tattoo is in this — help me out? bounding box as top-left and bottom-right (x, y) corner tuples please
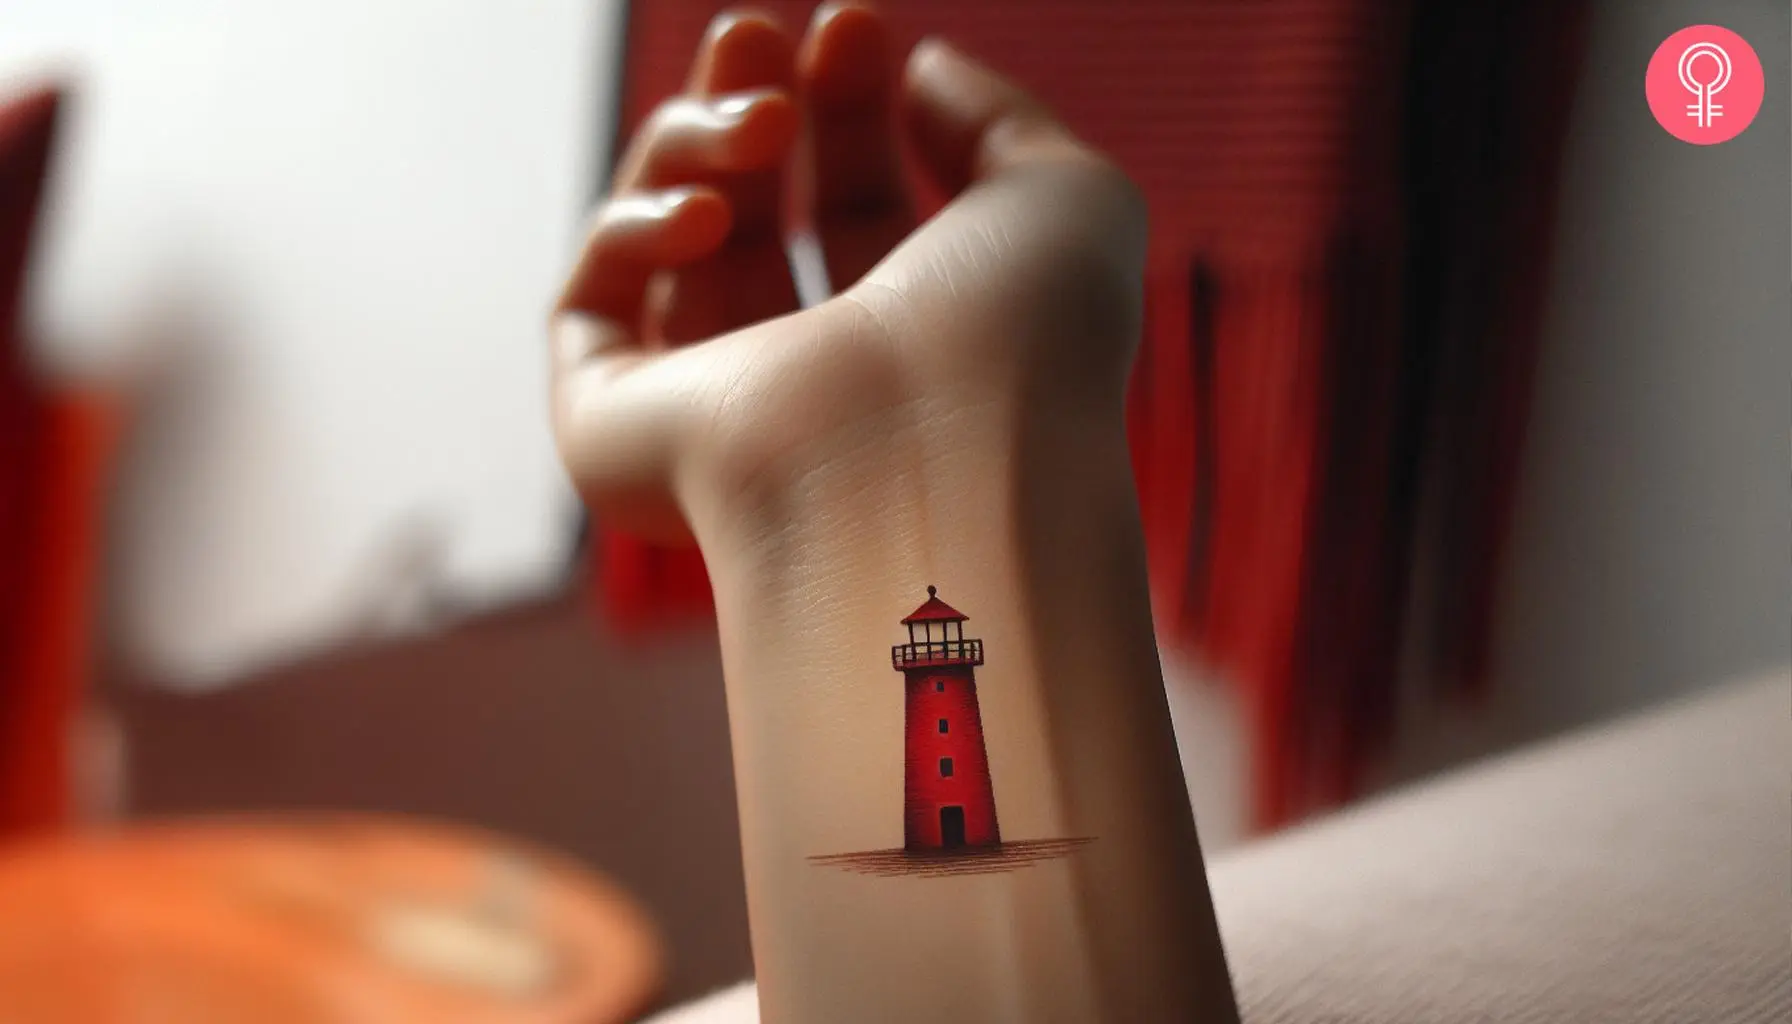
(811, 586), (1094, 877)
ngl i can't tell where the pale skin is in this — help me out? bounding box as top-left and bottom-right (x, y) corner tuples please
(553, 5), (1237, 1022)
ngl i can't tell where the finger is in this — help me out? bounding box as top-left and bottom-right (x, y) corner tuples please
(648, 9), (802, 343)
(688, 9), (797, 93)
(551, 187), (730, 542)
(682, 9), (797, 234)
(553, 311), (699, 544)
(556, 187), (732, 326)
(863, 39), (1146, 385)
(800, 3), (905, 215)
(796, 2), (912, 291)
(900, 37), (1093, 194)
(611, 91), (798, 194)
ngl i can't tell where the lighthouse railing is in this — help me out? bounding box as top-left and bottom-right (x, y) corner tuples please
(890, 638), (984, 669)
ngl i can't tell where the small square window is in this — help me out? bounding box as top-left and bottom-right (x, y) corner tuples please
(938, 718), (949, 734)
(939, 757), (954, 778)
(935, 680), (945, 693)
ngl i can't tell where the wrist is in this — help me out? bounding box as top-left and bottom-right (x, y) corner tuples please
(688, 389), (1133, 572)
(676, 378), (1234, 1022)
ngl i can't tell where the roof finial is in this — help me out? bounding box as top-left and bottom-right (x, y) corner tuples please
(926, 585), (937, 598)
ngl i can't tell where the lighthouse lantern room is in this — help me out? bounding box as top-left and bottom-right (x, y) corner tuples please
(891, 587), (1001, 849)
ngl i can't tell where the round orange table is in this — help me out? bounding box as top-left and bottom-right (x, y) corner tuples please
(0, 815), (662, 1023)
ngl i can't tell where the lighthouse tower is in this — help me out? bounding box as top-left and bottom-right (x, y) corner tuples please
(891, 587), (1001, 850)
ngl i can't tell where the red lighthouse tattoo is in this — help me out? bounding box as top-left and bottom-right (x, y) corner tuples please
(810, 587), (1094, 877)
(893, 586), (1000, 849)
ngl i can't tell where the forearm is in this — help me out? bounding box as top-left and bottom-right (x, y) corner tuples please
(692, 400), (1237, 1022)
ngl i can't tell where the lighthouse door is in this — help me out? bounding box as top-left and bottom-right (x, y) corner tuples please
(939, 806), (967, 848)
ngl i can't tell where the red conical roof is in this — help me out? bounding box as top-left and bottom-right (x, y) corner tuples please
(902, 586), (966, 624)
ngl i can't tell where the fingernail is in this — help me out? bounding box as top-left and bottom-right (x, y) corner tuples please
(912, 36), (967, 71)
(712, 94), (757, 121)
(705, 8), (778, 45)
(704, 9), (748, 43)
(711, 88), (781, 123)
(655, 186), (699, 209)
(612, 187), (698, 220)
(812, 1), (872, 29)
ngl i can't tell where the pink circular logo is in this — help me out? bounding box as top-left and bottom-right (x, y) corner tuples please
(1646, 25), (1764, 144)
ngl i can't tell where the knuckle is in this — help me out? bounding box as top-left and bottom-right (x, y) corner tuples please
(1064, 154), (1147, 236)
(621, 100), (699, 175)
(639, 99), (684, 139)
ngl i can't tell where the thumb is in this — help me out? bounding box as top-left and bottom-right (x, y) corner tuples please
(899, 38), (1096, 194)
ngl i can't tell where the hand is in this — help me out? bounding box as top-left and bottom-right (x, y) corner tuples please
(551, 4), (1146, 547)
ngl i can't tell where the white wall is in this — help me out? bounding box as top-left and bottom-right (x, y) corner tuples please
(4, 0), (622, 684)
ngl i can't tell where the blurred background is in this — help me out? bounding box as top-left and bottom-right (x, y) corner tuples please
(0, 0), (1786, 1020)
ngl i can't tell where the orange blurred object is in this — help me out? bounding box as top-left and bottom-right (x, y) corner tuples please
(0, 815), (664, 1023)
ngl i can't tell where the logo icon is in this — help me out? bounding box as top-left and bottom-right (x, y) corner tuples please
(1647, 25), (1763, 144)
(1678, 42), (1731, 127)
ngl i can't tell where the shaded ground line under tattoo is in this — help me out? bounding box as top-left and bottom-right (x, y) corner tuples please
(809, 837), (1097, 877)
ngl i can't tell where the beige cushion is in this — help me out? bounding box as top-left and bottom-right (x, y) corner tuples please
(1216, 670), (1789, 1024)
(649, 671), (1791, 1023)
